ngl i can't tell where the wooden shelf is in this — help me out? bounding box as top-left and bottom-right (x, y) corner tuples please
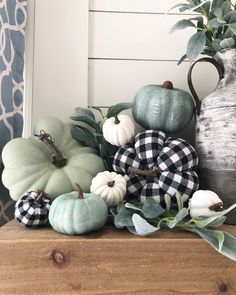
(0, 220), (236, 295)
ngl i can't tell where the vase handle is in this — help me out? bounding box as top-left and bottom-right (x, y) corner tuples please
(187, 57), (224, 116)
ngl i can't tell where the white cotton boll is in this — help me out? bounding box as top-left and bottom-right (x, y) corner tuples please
(189, 190), (223, 218)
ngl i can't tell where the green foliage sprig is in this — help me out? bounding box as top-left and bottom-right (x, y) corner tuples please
(111, 193), (236, 261)
(70, 103), (133, 167)
(170, 0), (236, 62)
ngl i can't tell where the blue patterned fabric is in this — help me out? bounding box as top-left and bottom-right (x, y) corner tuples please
(0, 0), (27, 226)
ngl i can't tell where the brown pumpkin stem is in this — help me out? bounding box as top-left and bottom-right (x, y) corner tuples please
(114, 115), (120, 124)
(209, 202), (224, 212)
(161, 81), (174, 90)
(128, 167), (156, 177)
(108, 180), (115, 187)
(36, 190), (48, 202)
(75, 183), (84, 199)
(35, 130), (67, 168)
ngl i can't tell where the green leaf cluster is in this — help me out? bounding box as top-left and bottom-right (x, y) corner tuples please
(70, 103), (133, 168)
(112, 194), (236, 261)
(170, 0), (236, 62)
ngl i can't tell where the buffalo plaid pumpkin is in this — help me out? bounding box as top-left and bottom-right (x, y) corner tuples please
(112, 130), (199, 203)
(15, 191), (51, 228)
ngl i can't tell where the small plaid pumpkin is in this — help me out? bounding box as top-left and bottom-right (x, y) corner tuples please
(113, 130), (199, 203)
(15, 191), (51, 228)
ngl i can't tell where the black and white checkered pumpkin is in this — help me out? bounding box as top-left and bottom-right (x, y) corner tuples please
(113, 130), (199, 203)
(15, 191), (51, 228)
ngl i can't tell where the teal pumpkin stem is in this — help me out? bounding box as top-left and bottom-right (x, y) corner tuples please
(35, 130), (67, 168)
(75, 183), (84, 199)
(161, 81), (174, 90)
(128, 167), (156, 178)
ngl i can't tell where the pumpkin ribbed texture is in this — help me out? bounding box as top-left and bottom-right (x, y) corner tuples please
(49, 191), (108, 235)
(132, 85), (194, 133)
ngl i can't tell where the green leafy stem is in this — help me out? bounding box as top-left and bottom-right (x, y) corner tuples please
(70, 103), (133, 168)
(111, 192), (236, 261)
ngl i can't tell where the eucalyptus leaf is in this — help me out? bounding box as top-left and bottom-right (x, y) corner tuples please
(169, 20), (195, 34)
(70, 115), (100, 131)
(125, 202), (143, 213)
(187, 31), (206, 60)
(164, 208), (189, 228)
(175, 191), (184, 211)
(207, 216), (226, 227)
(143, 198), (165, 219)
(187, 215), (224, 228)
(168, 3), (190, 12)
(224, 10), (236, 23)
(90, 106), (104, 119)
(127, 226), (138, 235)
(220, 37), (235, 48)
(132, 214), (159, 236)
(177, 54), (187, 65)
(73, 107), (95, 120)
(107, 102), (133, 118)
(102, 138), (118, 156)
(221, 2), (231, 18)
(179, 5), (191, 12)
(192, 228), (236, 261)
(212, 39), (222, 51)
(99, 143), (108, 159)
(213, 203), (236, 218)
(228, 23), (236, 35)
(164, 194), (171, 212)
(71, 126), (97, 148)
(114, 206), (134, 228)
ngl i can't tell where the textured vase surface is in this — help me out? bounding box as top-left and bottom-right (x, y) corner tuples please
(195, 49), (236, 224)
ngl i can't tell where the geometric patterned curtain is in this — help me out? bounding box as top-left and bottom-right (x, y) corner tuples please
(0, 0), (27, 226)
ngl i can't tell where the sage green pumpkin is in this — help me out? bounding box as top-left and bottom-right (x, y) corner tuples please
(132, 81), (194, 133)
(49, 186), (108, 235)
(2, 117), (105, 200)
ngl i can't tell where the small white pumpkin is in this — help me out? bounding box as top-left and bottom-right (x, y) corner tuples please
(90, 171), (126, 207)
(102, 114), (135, 146)
(189, 190), (224, 219)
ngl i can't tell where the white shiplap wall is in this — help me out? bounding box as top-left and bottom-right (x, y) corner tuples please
(25, 0), (220, 140)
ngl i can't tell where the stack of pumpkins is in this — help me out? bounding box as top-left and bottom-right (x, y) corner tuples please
(1, 81), (199, 235)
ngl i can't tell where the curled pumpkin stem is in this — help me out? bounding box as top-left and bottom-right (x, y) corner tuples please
(128, 167), (156, 177)
(35, 130), (67, 168)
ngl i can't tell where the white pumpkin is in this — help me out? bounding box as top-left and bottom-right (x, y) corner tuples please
(90, 171), (126, 207)
(102, 114), (135, 146)
(189, 190), (224, 219)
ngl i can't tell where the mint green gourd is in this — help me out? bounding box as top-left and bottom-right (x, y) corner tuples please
(2, 117), (105, 200)
(132, 81), (194, 133)
(49, 184), (108, 235)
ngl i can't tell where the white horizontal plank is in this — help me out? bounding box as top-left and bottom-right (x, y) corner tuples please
(89, 13), (195, 60)
(89, 0), (192, 14)
(88, 59), (219, 106)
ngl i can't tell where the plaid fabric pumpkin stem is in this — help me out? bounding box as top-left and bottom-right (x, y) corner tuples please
(113, 130), (199, 203)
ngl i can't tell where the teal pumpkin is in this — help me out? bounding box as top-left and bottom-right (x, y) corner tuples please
(132, 81), (194, 133)
(49, 184), (108, 235)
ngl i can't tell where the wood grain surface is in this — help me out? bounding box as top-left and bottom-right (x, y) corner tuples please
(1, 221), (236, 295)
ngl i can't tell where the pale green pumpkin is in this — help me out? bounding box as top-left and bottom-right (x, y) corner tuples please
(49, 184), (108, 235)
(2, 118), (105, 200)
(132, 81), (194, 133)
